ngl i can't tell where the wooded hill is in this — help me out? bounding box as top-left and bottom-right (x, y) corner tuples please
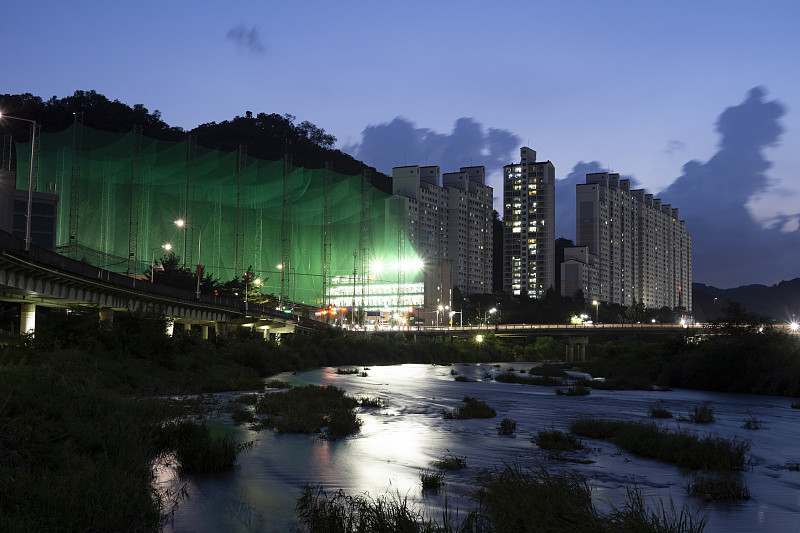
(693, 279), (800, 323)
(0, 90), (391, 193)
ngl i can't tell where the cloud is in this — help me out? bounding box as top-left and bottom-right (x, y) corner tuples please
(660, 86), (797, 287)
(665, 140), (686, 154)
(345, 117), (521, 210)
(226, 24), (266, 55)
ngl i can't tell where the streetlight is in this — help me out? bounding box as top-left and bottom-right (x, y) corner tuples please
(449, 310), (462, 328)
(150, 243), (171, 283)
(0, 112), (37, 251)
(592, 300), (599, 324)
(713, 297), (718, 322)
(437, 304), (449, 327)
(484, 307), (497, 325)
(174, 219), (202, 299)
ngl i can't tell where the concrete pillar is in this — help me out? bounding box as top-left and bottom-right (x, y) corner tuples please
(215, 322), (228, 338)
(201, 325), (209, 340)
(579, 343), (586, 362)
(20, 302), (35, 335)
(262, 326), (269, 339)
(565, 343), (573, 363)
(99, 307), (114, 326)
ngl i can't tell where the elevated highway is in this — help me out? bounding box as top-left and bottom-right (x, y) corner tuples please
(0, 230), (325, 338)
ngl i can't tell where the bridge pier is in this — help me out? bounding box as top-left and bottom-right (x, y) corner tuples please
(20, 302), (35, 335)
(201, 325), (209, 340)
(566, 336), (589, 363)
(215, 322), (228, 338)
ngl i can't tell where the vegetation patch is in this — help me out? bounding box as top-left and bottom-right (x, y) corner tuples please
(686, 403), (715, 424)
(255, 385), (362, 439)
(529, 364), (569, 378)
(232, 392), (259, 404)
(358, 396), (383, 408)
(685, 471), (751, 501)
(497, 417), (517, 437)
(649, 406), (673, 419)
(555, 384), (591, 396)
(443, 396), (497, 419)
(741, 414), (765, 430)
(533, 429), (584, 452)
(155, 420), (253, 474)
(264, 379), (292, 389)
(432, 451), (468, 471)
(419, 469), (445, 492)
(336, 367), (361, 375)
(569, 418), (749, 471)
(785, 461), (800, 472)
(495, 371), (562, 386)
(230, 405), (257, 424)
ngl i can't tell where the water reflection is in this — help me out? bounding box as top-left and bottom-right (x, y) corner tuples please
(162, 363), (800, 532)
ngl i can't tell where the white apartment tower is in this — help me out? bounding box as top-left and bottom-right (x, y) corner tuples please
(502, 147), (555, 297)
(567, 172), (692, 310)
(391, 164), (493, 298)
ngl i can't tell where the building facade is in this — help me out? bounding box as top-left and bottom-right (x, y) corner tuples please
(564, 172), (692, 311)
(390, 164), (493, 311)
(502, 147), (555, 297)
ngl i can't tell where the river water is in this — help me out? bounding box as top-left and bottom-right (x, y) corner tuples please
(159, 363), (800, 532)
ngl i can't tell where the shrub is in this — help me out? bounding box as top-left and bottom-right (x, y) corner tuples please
(255, 385), (361, 438)
(336, 367), (360, 375)
(569, 418), (749, 470)
(649, 406), (673, 419)
(741, 414), (764, 430)
(443, 396), (496, 419)
(265, 379), (292, 389)
(419, 470), (445, 492)
(156, 420), (252, 474)
(230, 405), (256, 424)
(686, 471), (751, 501)
(432, 451), (467, 470)
(498, 417), (517, 437)
(232, 393), (259, 404)
(688, 403), (715, 424)
(358, 397), (383, 408)
(534, 430), (584, 451)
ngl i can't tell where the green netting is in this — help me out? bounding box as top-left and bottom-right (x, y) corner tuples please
(15, 124), (421, 308)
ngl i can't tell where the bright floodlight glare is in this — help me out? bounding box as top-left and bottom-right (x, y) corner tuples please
(174, 219), (185, 227)
(276, 264), (283, 269)
(371, 258), (384, 274)
(790, 322), (799, 331)
(476, 335), (484, 343)
(254, 278), (261, 285)
(162, 243), (172, 251)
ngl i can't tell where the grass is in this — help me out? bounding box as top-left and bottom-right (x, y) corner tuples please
(685, 471), (751, 501)
(497, 417), (517, 436)
(265, 379), (293, 389)
(569, 418), (749, 471)
(442, 396), (497, 419)
(556, 384), (591, 396)
(495, 371), (562, 386)
(431, 451), (467, 471)
(358, 396), (383, 408)
(336, 367), (361, 375)
(230, 404), (257, 424)
(232, 392), (259, 404)
(155, 420), (253, 474)
(297, 465), (708, 532)
(687, 403), (715, 424)
(533, 429), (584, 451)
(453, 375), (472, 382)
(785, 461), (800, 471)
(741, 413), (765, 430)
(649, 406), (673, 419)
(419, 470), (445, 492)
(255, 385), (362, 439)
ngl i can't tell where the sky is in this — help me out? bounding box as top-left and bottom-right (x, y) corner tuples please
(3, 0), (799, 288)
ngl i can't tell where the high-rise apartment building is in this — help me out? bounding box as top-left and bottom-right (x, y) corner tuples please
(391, 164), (493, 300)
(563, 172), (691, 310)
(502, 147), (555, 297)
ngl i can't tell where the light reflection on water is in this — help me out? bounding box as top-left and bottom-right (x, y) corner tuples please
(161, 363), (800, 532)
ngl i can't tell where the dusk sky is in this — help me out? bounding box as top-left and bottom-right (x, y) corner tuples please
(4, 1), (799, 288)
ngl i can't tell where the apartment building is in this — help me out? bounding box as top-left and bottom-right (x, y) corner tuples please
(564, 172), (692, 310)
(502, 147), (556, 297)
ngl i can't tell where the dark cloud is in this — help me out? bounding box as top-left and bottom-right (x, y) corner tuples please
(345, 117), (521, 192)
(226, 25), (266, 55)
(555, 163), (638, 241)
(661, 87), (797, 287)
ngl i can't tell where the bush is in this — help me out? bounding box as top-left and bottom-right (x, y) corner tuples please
(255, 385), (361, 438)
(230, 405), (257, 424)
(443, 396), (497, 419)
(432, 451), (467, 471)
(686, 471), (751, 501)
(687, 403), (715, 424)
(741, 414), (764, 430)
(358, 397), (383, 408)
(419, 470), (445, 492)
(498, 417), (517, 437)
(533, 430), (584, 451)
(649, 406), (673, 419)
(569, 418), (749, 470)
(156, 420), (252, 474)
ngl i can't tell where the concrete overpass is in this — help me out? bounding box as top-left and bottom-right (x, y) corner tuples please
(0, 230), (326, 339)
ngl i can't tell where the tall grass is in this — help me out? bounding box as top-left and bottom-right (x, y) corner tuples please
(255, 385), (362, 439)
(442, 396), (496, 419)
(155, 420), (253, 473)
(685, 471), (751, 501)
(533, 429), (584, 451)
(569, 418), (749, 470)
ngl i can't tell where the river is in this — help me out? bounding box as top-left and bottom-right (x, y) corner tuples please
(159, 363), (800, 532)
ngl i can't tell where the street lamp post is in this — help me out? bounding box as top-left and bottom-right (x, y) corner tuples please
(277, 264), (296, 313)
(713, 297), (718, 321)
(449, 310), (462, 328)
(0, 113), (37, 251)
(484, 307), (497, 325)
(175, 219), (202, 299)
(150, 243), (171, 283)
(592, 300), (599, 324)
